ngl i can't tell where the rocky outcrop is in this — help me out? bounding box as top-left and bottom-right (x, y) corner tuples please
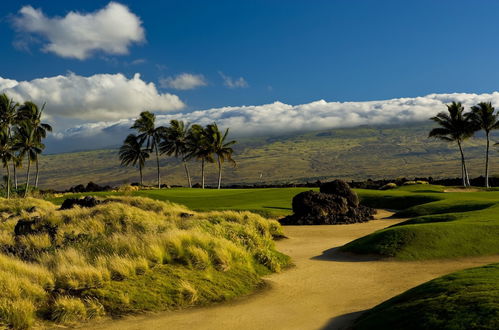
(60, 196), (102, 210)
(280, 180), (375, 225)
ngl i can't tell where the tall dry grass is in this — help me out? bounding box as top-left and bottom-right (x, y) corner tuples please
(0, 196), (289, 328)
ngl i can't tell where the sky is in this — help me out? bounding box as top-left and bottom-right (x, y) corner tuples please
(2, 0), (499, 152)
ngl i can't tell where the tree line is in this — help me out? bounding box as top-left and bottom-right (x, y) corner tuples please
(429, 101), (499, 188)
(119, 111), (236, 189)
(0, 93), (52, 198)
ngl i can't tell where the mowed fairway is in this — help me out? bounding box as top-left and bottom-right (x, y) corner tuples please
(49, 188), (316, 217)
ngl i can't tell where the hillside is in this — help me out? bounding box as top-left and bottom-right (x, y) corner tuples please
(29, 123), (499, 190)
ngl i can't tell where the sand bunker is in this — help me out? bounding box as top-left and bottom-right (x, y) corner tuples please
(83, 210), (499, 330)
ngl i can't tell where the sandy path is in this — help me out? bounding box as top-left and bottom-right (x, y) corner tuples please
(84, 210), (499, 330)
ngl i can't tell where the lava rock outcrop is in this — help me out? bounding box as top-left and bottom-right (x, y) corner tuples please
(280, 180), (375, 225)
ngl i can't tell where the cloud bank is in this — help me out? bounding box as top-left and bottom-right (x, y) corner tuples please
(48, 91), (499, 151)
(0, 73), (184, 121)
(12, 2), (145, 59)
(159, 73), (207, 90)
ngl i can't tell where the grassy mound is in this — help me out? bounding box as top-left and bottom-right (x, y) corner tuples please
(0, 197), (289, 328)
(342, 185), (499, 259)
(352, 263), (499, 330)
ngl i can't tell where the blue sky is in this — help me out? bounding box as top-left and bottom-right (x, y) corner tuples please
(3, 1), (499, 152)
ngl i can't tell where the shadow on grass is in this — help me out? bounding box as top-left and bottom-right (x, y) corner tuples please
(262, 206), (292, 210)
(312, 247), (381, 262)
(320, 310), (366, 330)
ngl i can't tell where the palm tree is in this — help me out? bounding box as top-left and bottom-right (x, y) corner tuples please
(467, 102), (499, 188)
(119, 134), (150, 186)
(429, 102), (474, 187)
(159, 120), (192, 187)
(0, 130), (14, 198)
(0, 93), (19, 189)
(131, 112), (164, 189)
(17, 101), (52, 188)
(186, 124), (214, 189)
(13, 123), (43, 197)
(205, 123), (236, 189)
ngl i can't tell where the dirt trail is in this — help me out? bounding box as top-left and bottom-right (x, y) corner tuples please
(84, 210), (499, 330)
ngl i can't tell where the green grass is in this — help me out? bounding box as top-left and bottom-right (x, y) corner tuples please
(342, 185), (499, 260)
(47, 187), (315, 217)
(352, 263), (499, 330)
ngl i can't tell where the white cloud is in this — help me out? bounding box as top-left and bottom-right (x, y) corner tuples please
(0, 73), (184, 121)
(52, 91), (499, 145)
(159, 73), (207, 90)
(12, 2), (145, 60)
(219, 72), (248, 88)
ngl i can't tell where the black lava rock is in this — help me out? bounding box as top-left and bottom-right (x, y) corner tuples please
(60, 196), (101, 210)
(280, 180), (375, 225)
(14, 216), (57, 239)
(320, 179), (359, 207)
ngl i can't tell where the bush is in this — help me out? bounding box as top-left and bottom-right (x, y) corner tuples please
(402, 181), (417, 185)
(380, 183), (397, 190)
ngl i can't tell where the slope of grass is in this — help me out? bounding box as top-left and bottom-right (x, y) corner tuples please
(352, 263), (499, 330)
(0, 197), (290, 328)
(342, 185), (499, 260)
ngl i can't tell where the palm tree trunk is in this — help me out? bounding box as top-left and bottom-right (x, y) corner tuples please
(183, 160), (192, 188)
(457, 141), (468, 187)
(154, 143), (161, 189)
(139, 164), (143, 187)
(24, 159), (31, 198)
(485, 132), (490, 188)
(34, 157), (39, 188)
(6, 164), (10, 199)
(217, 156), (222, 189)
(201, 159), (205, 189)
(13, 161), (17, 190)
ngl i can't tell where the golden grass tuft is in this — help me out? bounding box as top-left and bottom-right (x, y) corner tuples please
(0, 196), (289, 328)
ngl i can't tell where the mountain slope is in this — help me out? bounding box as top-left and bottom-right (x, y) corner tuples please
(28, 123), (499, 190)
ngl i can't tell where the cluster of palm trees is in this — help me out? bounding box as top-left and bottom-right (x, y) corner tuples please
(119, 111), (236, 189)
(0, 93), (52, 198)
(429, 101), (499, 188)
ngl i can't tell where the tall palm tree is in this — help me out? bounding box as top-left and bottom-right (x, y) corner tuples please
(17, 101), (52, 188)
(467, 102), (499, 188)
(429, 102), (474, 187)
(13, 123), (43, 197)
(0, 93), (19, 189)
(119, 134), (150, 186)
(186, 124), (214, 189)
(205, 123), (236, 189)
(131, 112), (164, 189)
(0, 130), (14, 198)
(159, 120), (192, 187)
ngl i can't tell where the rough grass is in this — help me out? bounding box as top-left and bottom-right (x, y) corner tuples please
(0, 196), (290, 329)
(352, 263), (499, 330)
(342, 185), (499, 260)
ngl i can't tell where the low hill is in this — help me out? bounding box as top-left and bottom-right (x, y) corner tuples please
(30, 123), (499, 190)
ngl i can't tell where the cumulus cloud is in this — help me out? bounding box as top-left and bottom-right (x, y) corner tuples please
(159, 73), (207, 90)
(12, 2), (145, 59)
(219, 72), (248, 88)
(0, 73), (184, 121)
(51, 91), (499, 147)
